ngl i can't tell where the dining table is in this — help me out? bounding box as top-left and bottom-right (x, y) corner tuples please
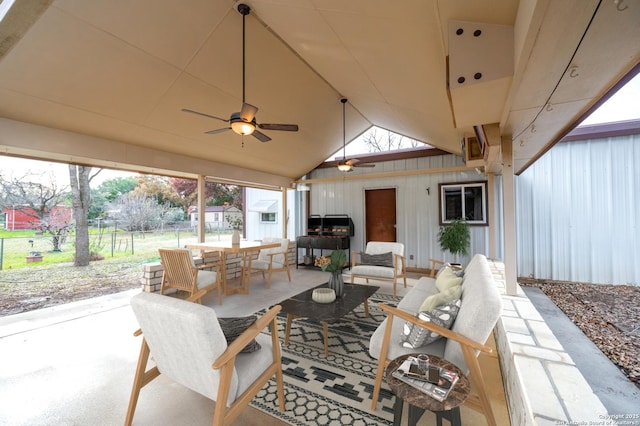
(186, 240), (281, 295)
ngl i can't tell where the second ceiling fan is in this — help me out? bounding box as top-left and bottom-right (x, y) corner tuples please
(182, 3), (298, 143)
(337, 98), (375, 172)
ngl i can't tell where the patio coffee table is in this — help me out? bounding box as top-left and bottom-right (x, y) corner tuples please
(279, 282), (379, 357)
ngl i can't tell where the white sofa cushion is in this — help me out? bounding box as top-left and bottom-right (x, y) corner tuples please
(443, 255), (502, 371)
(369, 254), (502, 374)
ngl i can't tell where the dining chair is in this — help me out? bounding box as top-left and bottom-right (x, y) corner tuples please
(242, 237), (291, 290)
(158, 248), (222, 304)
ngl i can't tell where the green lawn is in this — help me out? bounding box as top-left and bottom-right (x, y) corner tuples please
(0, 227), (233, 270)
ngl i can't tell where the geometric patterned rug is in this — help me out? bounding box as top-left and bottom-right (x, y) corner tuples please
(250, 292), (400, 425)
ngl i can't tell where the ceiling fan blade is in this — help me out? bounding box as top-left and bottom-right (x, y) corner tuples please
(252, 130), (272, 142)
(258, 123), (299, 132)
(347, 158), (376, 168)
(205, 127), (231, 135)
(240, 103), (258, 122)
(181, 108), (229, 123)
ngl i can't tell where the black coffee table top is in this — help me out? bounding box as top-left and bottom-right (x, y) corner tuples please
(279, 282), (379, 322)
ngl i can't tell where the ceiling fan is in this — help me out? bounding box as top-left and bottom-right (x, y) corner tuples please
(337, 98), (375, 172)
(181, 3), (298, 143)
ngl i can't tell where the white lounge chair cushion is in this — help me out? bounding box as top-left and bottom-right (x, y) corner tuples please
(350, 264), (396, 279)
(196, 270), (218, 289)
(130, 292), (277, 407)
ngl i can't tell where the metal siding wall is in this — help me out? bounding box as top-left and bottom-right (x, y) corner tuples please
(308, 154), (490, 269)
(516, 135), (640, 285)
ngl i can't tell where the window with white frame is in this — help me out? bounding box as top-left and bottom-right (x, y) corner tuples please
(260, 212), (277, 223)
(439, 181), (487, 225)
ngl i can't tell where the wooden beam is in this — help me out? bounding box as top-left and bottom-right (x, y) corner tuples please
(296, 165), (471, 185)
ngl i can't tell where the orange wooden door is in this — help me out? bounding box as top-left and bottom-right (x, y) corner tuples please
(365, 188), (397, 243)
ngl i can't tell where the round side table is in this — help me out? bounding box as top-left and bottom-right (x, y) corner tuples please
(385, 353), (470, 426)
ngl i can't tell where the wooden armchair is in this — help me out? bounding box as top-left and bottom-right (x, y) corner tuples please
(242, 237), (291, 289)
(370, 304), (497, 425)
(428, 258), (463, 278)
(158, 248), (222, 304)
(125, 291), (285, 426)
(350, 241), (406, 297)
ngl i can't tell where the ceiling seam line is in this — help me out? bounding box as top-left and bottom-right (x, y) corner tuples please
(512, 0), (604, 142)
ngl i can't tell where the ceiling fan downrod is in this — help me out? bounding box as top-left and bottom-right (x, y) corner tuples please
(237, 4), (251, 104)
(338, 98), (352, 172)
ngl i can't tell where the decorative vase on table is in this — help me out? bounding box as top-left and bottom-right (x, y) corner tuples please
(232, 229), (240, 245)
(328, 271), (344, 298)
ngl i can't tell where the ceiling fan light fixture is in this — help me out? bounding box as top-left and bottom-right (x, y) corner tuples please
(337, 163), (352, 172)
(231, 120), (255, 135)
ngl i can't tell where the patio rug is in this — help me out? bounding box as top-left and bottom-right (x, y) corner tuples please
(249, 291), (400, 426)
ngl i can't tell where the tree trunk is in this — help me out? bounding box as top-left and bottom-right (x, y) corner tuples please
(69, 165), (92, 266)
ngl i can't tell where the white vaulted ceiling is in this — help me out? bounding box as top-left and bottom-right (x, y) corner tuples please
(0, 0), (638, 186)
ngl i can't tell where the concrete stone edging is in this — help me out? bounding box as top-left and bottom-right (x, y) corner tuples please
(488, 260), (609, 426)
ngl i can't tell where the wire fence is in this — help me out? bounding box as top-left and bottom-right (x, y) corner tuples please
(0, 224), (234, 270)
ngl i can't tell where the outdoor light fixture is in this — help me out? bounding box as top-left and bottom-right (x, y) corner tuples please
(230, 119), (255, 136)
(337, 163), (352, 172)
(231, 113), (256, 136)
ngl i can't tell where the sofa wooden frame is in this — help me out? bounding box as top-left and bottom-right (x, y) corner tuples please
(371, 303), (497, 426)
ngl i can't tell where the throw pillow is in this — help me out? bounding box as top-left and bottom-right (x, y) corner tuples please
(360, 252), (394, 268)
(435, 267), (463, 292)
(435, 263), (464, 279)
(400, 299), (461, 348)
(218, 316), (261, 353)
(419, 284), (462, 311)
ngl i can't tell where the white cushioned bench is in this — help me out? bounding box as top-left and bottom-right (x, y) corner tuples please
(369, 253), (503, 425)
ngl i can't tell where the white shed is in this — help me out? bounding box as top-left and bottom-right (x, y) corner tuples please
(188, 205), (242, 231)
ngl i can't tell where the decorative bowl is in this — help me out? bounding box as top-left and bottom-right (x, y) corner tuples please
(312, 288), (336, 304)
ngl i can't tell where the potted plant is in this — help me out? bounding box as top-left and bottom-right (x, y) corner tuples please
(437, 218), (470, 264)
(314, 249), (347, 297)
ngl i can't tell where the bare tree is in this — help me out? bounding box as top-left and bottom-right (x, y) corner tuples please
(107, 193), (167, 231)
(0, 171), (70, 251)
(69, 165), (101, 266)
(361, 127), (422, 152)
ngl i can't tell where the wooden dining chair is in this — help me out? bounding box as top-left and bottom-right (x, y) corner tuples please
(158, 248), (222, 304)
(242, 238), (291, 290)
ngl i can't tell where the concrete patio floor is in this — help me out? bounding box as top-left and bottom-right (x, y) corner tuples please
(0, 266), (636, 425)
(0, 269), (510, 425)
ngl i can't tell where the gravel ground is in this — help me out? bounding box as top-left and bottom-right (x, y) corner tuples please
(1, 261), (637, 388)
